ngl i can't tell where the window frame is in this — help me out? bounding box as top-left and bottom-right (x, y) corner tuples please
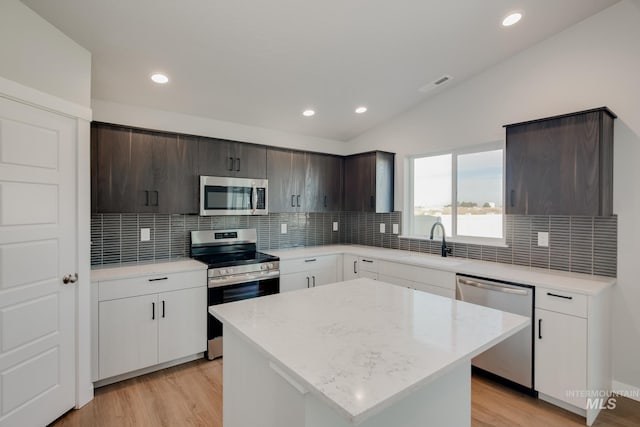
(405, 142), (506, 246)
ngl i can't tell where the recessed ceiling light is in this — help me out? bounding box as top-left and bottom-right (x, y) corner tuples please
(502, 12), (522, 27)
(355, 106), (368, 114)
(151, 73), (169, 84)
(302, 109), (315, 117)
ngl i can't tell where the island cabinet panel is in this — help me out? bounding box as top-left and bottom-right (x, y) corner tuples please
(92, 122), (198, 214)
(344, 151), (394, 213)
(534, 286), (612, 426)
(505, 107), (615, 216)
(279, 255), (339, 292)
(267, 148), (344, 213)
(198, 137), (267, 179)
(93, 269), (207, 383)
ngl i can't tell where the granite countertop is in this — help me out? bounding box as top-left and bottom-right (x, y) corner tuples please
(91, 258), (207, 282)
(210, 278), (529, 424)
(266, 245), (616, 295)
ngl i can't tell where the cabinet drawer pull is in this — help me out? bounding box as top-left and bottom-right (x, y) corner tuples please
(538, 319), (542, 339)
(546, 292), (573, 300)
(304, 258), (317, 263)
(152, 302), (155, 320)
(362, 259), (373, 263)
(148, 277), (168, 282)
(236, 157), (240, 172)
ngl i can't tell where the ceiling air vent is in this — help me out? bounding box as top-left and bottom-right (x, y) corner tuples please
(419, 75), (453, 93)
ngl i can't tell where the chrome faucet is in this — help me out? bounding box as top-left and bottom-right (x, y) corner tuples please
(429, 221), (452, 257)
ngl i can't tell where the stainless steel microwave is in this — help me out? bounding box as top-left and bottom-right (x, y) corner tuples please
(200, 176), (268, 216)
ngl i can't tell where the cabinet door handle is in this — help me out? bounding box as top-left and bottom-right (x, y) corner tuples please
(236, 157), (241, 172)
(538, 319), (542, 339)
(162, 300), (165, 318)
(312, 276), (316, 287)
(547, 292), (573, 300)
(291, 195), (296, 207)
(353, 260), (357, 274)
(297, 195), (301, 207)
(370, 196), (375, 209)
(152, 302), (155, 320)
(307, 277), (310, 288)
(324, 195), (327, 208)
(148, 277), (168, 282)
(228, 157), (234, 171)
(144, 190), (149, 206)
(510, 190), (515, 208)
(153, 190), (159, 206)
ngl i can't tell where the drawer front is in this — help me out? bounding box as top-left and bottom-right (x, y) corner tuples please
(378, 261), (454, 290)
(535, 287), (587, 318)
(98, 270), (206, 301)
(358, 257), (378, 273)
(280, 255), (337, 275)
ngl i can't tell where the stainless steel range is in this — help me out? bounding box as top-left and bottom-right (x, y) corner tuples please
(190, 229), (279, 359)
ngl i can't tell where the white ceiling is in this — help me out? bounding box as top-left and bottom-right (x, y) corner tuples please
(22, 0), (618, 141)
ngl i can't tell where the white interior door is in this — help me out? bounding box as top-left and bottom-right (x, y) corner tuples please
(0, 97), (76, 426)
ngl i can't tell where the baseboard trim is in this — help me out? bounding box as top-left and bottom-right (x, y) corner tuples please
(93, 353), (205, 388)
(538, 393), (586, 417)
(611, 380), (640, 402)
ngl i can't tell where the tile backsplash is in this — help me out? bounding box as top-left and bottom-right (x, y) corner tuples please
(91, 212), (617, 277)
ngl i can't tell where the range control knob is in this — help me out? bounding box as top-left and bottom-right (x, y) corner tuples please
(260, 264), (266, 270)
(227, 268), (233, 274)
(219, 269), (227, 275)
(268, 263), (274, 269)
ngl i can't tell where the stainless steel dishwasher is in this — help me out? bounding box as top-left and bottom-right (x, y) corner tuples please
(456, 274), (534, 393)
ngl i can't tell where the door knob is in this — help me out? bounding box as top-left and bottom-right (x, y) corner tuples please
(63, 273), (78, 284)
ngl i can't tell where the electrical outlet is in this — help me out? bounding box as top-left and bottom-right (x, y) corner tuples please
(281, 223), (287, 234)
(538, 232), (549, 247)
(392, 224), (399, 234)
(140, 228), (151, 242)
(333, 221), (339, 231)
(379, 223), (386, 233)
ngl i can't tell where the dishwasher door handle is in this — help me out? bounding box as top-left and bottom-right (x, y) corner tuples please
(457, 278), (529, 296)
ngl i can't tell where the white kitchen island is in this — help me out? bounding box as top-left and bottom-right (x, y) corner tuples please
(209, 278), (529, 427)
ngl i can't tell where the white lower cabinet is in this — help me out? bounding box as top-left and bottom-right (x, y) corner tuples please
(99, 294), (158, 380)
(534, 286), (611, 426)
(93, 269), (207, 382)
(535, 308), (587, 409)
(378, 261), (455, 298)
(342, 255), (379, 280)
(280, 255), (339, 292)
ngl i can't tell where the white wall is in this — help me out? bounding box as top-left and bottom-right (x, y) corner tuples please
(0, 0), (91, 107)
(92, 99), (348, 155)
(349, 0), (640, 391)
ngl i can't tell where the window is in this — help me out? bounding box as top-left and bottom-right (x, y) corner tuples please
(408, 144), (504, 243)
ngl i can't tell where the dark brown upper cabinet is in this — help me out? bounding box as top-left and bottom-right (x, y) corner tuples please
(267, 148), (344, 213)
(505, 107), (615, 216)
(92, 123), (198, 214)
(198, 137), (266, 178)
(344, 151), (394, 212)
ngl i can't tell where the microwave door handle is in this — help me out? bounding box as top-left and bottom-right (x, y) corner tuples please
(252, 184), (257, 214)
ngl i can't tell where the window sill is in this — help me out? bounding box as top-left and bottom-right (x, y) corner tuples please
(398, 234), (508, 248)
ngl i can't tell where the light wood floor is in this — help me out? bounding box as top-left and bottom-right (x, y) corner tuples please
(51, 359), (640, 427)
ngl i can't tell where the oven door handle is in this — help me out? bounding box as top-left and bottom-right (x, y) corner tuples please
(208, 270), (280, 288)
(251, 184), (258, 214)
